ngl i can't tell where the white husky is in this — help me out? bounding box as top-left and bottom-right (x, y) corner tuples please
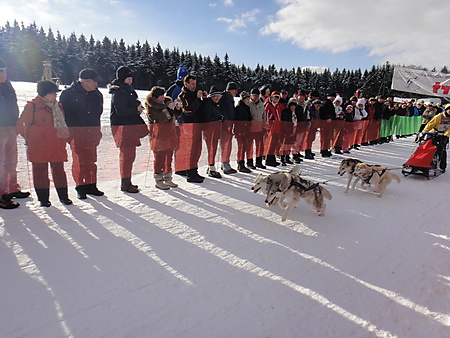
(262, 167), (332, 221)
(352, 163), (401, 198)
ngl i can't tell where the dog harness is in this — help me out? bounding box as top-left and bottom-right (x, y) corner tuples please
(289, 179), (320, 192)
(363, 168), (387, 184)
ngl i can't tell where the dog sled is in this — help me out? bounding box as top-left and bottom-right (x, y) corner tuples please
(402, 132), (448, 178)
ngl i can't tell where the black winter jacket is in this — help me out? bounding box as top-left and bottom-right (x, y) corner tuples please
(178, 87), (203, 123)
(201, 98), (223, 122)
(219, 92), (236, 121)
(109, 80), (145, 126)
(319, 99), (336, 120)
(60, 81), (103, 127)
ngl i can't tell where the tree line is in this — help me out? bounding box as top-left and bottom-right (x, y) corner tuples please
(0, 20), (446, 99)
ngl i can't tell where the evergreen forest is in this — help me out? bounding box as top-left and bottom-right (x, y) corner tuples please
(1, 21), (447, 99)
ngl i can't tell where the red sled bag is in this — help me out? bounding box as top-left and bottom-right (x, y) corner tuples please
(403, 139), (435, 168)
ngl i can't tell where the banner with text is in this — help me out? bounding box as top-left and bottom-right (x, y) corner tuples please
(391, 66), (450, 98)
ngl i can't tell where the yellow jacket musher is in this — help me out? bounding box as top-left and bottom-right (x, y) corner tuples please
(423, 103), (450, 137)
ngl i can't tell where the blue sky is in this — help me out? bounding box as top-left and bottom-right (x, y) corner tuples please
(1, 0), (449, 72)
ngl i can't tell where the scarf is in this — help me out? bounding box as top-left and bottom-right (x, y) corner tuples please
(292, 110), (298, 127)
(40, 96), (70, 139)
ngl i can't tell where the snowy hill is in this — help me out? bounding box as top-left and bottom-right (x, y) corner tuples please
(1, 82), (449, 337)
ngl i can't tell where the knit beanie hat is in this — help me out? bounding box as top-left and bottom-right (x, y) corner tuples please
(240, 91), (250, 100)
(259, 85), (270, 95)
(79, 68), (100, 81)
(333, 96), (343, 104)
(226, 82), (238, 91)
(208, 85), (222, 97)
(271, 91), (281, 98)
(288, 98), (298, 107)
(37, 80), (61, 97)
(116, 66), (133, 83)
(177, 64), (189, 81)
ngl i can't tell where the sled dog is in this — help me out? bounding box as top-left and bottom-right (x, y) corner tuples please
(338, 158), (366, 193)
(352, 163), (401, 197)
(252, 173), (269, 195)
(252, 165), (301, 196)
(264, 171), (332, 221)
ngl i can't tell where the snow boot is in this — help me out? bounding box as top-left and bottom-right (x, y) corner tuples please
(35, 188), (51, 207)
(121, 178), (139, 193)
(207, 165), (222, 178)
(304, 149), (315, 159)
(6, 191), (30, 199)
(85, 183), (104, 196)
(284, 155), (293, 164)
(221, 162), (237, 174)
(163, 172), (178, 187)
(255, 156), (266, 169)
(321, 149), (332, 157)
(237, 160), (252, 173)
(246, 159), (256, 169)
(292, 153), (303, 163)
(154, 173), (170, 190)
(56, 187), (73, 205)
(0, 195), (20, 209)
(186, 168), (204, 183)
(265, 155), (280, 167)
(75, 185), (88, 199)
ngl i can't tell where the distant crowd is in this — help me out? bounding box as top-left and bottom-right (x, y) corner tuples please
(1, 60), (449, 210)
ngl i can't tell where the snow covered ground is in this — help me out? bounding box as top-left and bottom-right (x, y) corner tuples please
(1, 82), (449, 337)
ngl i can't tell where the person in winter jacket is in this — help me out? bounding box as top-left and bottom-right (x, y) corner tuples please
(291, 91), (308, 162)
(234, 91), (252, 173)
(279, 99), (299, 165)
(259, 85), (271, 103)
(332, 96), (345, 154)
(396, 103), (408, 117)
(318, 93), (336, 157)
(364, 97), (380, 145)
(248, 88), (266, 168)
(419, 104), (437, 132)
(351, 98), (369, 149)
(264, 91), (284, 166)
(60, 68), (104, 199)
(422, 104), (450, 171)
(341, 105), (355, 153)
(201, 86), (224, 178)
(304, 99), (321, 159)
(0, 60), (30, 209)
(219, 82), (238, 174)
(165, 64), (189, 102)
(333, 96), (343, 118)
(423, 104), (450, 136)
(279, 89), (288, 109)
(354, 99), (368, 121)
(374, 96), (385, 121)
(145, 86), (182, 189)
(109, 66), (148, 193)
(176, 74), (206, 183)
(17, 81), (72, 207)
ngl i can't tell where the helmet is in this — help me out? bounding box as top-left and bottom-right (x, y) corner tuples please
(445, 103), (450, 110)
